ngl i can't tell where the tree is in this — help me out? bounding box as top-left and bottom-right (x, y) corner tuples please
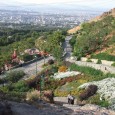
(52, 45), (63, 62)
(35, 37), (48, 64)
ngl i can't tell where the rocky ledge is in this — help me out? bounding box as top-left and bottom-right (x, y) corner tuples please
(1, 100), (115, 115)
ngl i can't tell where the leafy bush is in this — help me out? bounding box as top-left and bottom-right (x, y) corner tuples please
(69, 35), (76, 48)
(48, 59), (54, 65)
(23, 53), (34, 62)
(12, 81), (30, 92)
(51, 66), (58, 73)
(5, 70), (25, 83)
(6, 91), (26, 101)
(112, 62), (115, 67)
(86, 94), (110, 107)
(87, 59), (92, 62)
(97, 59), (102, 64)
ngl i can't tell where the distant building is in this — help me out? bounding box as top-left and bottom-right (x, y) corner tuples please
(24, 48), (39, 55)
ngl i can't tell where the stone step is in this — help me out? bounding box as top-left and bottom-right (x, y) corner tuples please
(63, 104), (80, 110)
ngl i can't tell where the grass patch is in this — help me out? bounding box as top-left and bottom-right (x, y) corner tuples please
(91, 53), (115, 61)
(111, 62), (115, 67)
(86, 94), (110, 107)
(69, 63), (115, 81)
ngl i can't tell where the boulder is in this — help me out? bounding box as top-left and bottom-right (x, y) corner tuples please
(0, 102), (12, 115)
(78, 78), (115, 104)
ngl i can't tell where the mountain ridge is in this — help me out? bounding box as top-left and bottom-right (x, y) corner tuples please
(68, 8), (115, 34)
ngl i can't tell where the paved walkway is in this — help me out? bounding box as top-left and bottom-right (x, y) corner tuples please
(0, 56), (54, 79)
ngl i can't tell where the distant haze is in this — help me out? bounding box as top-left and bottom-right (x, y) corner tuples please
(0, 0), (114, 13)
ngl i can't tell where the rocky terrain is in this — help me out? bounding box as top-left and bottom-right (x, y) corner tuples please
(78, 78), (115, 110)
(1, 99), (115, 115)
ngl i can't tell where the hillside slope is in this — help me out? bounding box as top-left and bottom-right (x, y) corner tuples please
(69, 8), (115, 57)
(91, 8), (115, 22)
(68, 8), (115, 34)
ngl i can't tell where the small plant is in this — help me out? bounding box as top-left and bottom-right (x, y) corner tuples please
(42, 63), (48, 68)
(48, 59), (54, 65)
(13, 81), (29, 92)
(97, 59), (102, 64)
(26, 90), (40, 101)
(5, 70), (25, 83)
(87, 59), (92, 62)
(111, 62), (115, 67)
(77, 56), (81, 61)
(86, 94), (110, 107)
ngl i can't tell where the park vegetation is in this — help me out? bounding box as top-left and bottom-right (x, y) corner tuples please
(0, 27), (66, 72)
(70, 16), (115, 58)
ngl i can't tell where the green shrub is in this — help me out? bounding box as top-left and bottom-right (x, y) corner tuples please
(97, 59), (102, 64)
(23, 53), (34, 62)
(51, 66), (58, 73)
(13, 81), (30, 92)
(6, 91), (26, 101)
(98, 100), (110, 107)
(86, 94), (110, 107)
(77, 56), (81, 61)
(5, 70), (25, 83)
(87, 59), (92, 62)
(111, 62), (115, 67)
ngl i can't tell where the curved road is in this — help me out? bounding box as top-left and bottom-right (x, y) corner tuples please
(0, 56), (54, 78)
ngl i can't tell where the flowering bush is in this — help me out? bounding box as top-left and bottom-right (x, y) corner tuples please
(58, 66), (67, 72)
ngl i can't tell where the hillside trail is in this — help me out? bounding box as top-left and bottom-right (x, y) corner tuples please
(2, 97), (115, 115)
(54, 97), (115, 115)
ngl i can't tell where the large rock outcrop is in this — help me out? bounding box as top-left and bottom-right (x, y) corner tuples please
(78, 78), (115, 104)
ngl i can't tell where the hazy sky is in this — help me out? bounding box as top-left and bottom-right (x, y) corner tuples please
(0, 0), (115, 9)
